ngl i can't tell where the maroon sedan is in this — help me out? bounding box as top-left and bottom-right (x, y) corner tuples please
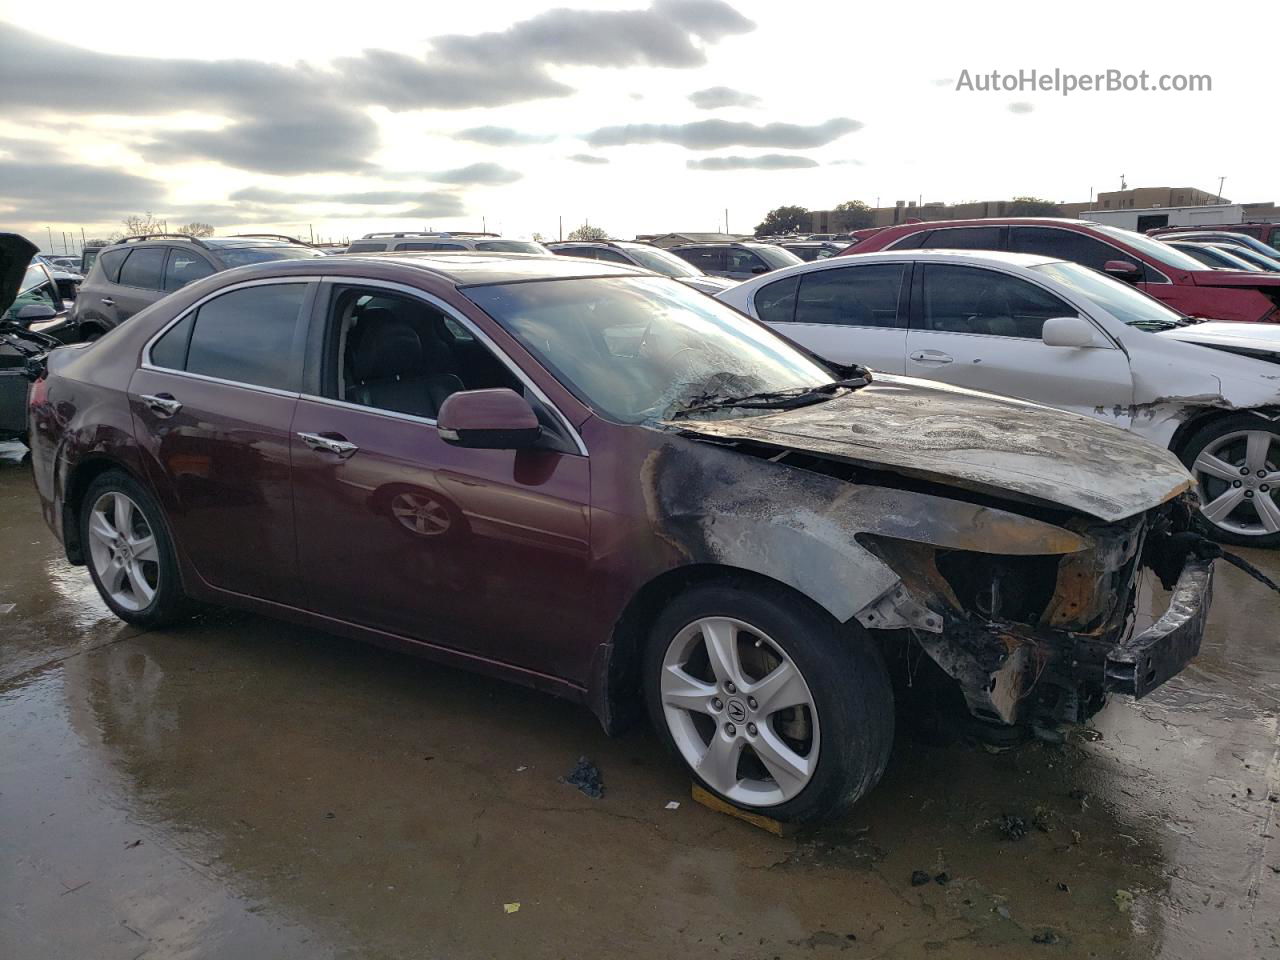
(27, 252), (1214, 821)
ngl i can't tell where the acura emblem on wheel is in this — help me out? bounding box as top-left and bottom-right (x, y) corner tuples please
(726, 699), (747, 723)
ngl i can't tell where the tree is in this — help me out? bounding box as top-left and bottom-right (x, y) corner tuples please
(567, 223), (608, 241)
(176, 222), (215, 237)
(114, 212), (164, 240)
(754, 205), (809, 237)
(1006, 196), (1063, 217)
(832, 200), (875, 230)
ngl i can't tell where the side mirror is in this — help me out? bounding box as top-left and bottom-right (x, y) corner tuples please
(16, 304), (58, 327)
(1103, 259), (1142, 282)
(437, 388), (542, 450)
(1042, 316), (1097, 348)
(750, 265), (768, 275)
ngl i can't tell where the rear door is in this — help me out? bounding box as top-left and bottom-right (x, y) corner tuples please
(904, 263), (1134, 424)
(111, 246), (169, 322)
(674, 246), (727, 277)
(723, 247), (769, 280)
(130, 279), (314, 604)
(752, 263), (909, 373)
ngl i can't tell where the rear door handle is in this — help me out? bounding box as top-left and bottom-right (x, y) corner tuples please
(100, 298), (115, 306)
(298, 432), (359, 459)
(909, 350), (954, 364)
(140, 393), (182, 417)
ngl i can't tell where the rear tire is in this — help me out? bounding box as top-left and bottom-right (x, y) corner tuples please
(643, 581), (894, 823)
(80, 470), (191, 626)
(1180, 415), (1280, 548)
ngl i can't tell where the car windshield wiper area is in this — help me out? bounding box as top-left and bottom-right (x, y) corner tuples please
(671, 371), (871, 419)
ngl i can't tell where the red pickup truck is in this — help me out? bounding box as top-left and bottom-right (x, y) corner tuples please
(845, 218), (1280, 323)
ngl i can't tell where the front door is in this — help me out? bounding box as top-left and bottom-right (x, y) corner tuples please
(904, 262), (1135, 425)
(290, 284), (592, 681)
(129, 279), (312, 604)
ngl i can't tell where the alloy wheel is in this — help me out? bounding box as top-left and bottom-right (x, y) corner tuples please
(86, 491), (160, 611)
(659, 616), (820, 806)
(1192, 429), (1280, 537)
(390, 492), (452, 536)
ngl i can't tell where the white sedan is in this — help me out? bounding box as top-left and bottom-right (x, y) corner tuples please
(717, 249), (1280, 547)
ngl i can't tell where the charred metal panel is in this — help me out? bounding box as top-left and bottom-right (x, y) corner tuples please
(640, 437), (1092, 623)
(666, 375), (1193, 522)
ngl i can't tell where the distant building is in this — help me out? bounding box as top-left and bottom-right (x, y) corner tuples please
(807, 185), (1273, 235)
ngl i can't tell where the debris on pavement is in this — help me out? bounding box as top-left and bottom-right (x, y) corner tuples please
(1031, 930), (1060, 945)
(559, 756), (604, 799)
(665, 801), (680, 810)
(503, 902), (520, 914)
(1114, 889), (1135, 913)
(934, 872), (950, 885)
(997, 814), (1028, 840)
(910, 870), (931, 886)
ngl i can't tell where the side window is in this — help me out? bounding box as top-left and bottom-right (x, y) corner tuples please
(149, 312), (195, 370)
(917, 264), (1074, 338)
(559, 247), (597, 259)
(346, 242), (386, 253)
(889, 230), (930, 249)
(117, 247), (166, 289)
(675, 247), (724, 272)
(163, 251), (216, 291)
(726, 249), (766, 274)
(755, 275), (798, 323)
(328, 288), (520, 420)
(918, 226), (1002, 250)
(97, 247), (129, 283)
(1009, 227), (1124, 272)
(592, 248), (632, 265)
(794, 264), (906, 328)
(181, 284), (307, 390)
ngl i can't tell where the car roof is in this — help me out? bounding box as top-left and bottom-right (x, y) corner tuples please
(266, 250), (653, 285)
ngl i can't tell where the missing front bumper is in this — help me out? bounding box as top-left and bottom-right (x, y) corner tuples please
(1103, 558), (1214, 699)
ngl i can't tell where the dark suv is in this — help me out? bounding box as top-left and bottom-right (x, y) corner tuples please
(69, 234), (326, 339)
(668, 241), (802, 280)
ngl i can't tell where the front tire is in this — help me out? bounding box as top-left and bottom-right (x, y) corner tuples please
(81, 470), (190, 626)
(1181, 415), (1280, 548)
(643, 581), (894, 823)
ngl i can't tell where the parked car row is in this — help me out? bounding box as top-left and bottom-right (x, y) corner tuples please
(18, 241), (1222, 825)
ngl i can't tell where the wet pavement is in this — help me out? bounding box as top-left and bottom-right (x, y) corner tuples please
(1, 439), (1277, 960)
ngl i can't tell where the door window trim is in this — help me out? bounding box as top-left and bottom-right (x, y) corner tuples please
(301, 278), (589, 456)
(141, 276), (319, 398)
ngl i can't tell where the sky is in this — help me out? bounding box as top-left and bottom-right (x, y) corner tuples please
(0, 0), (1275, 250)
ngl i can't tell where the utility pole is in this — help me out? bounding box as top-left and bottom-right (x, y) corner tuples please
(1217, 176), (1226, 203)
(724, 208), (729, 234)
(80, 227), (86, 250)
(558, 216), (562, 241)
(46, 226), (53, 252)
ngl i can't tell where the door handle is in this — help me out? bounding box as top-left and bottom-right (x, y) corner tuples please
(298, 432), (359, 459)
(140, 393), (182, 417)
(909, 350), (954, 364)
(100, 298), (115, 306)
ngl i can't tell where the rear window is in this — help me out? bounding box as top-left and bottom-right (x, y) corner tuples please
(117, 247), (166, 289)
(345, 242), (387, 253)
(474, 240), (546, 254)
(213, 246), (325, 267)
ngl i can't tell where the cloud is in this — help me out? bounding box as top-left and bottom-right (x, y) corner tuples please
(455, 126), (557, 146)
(226, 187), (466, 216)
(585, 117), (863, 150)
(689, 86), (760, 109)
(0, 3), (755, 174)
(828, 158), (864, 166)
(428, 163), (522, 185)
(931, 77), (955, 87)
(0, 156), (166, 223)
(568, 153), (610, 165)
(1008, 101), (1035, 114)
(687, 154), (819, 171)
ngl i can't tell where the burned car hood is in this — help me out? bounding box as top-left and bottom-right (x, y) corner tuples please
(666, 375), (1193, 522)
(0, 233), (39, 313)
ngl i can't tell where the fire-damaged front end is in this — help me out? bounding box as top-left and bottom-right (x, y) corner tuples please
(655, 376), (1214, 731)
(858, 496), (1210, 727)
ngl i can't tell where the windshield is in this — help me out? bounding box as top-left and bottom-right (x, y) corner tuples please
(751, 245), (805, 269)
(464, 276), (834, 424)
(213, 246), (327, 267)
(621, 244), (703, 278)
(1089, 223), (1207, 271)
(1030, 261), (1187, 330)
(474, 240), (548, 254)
